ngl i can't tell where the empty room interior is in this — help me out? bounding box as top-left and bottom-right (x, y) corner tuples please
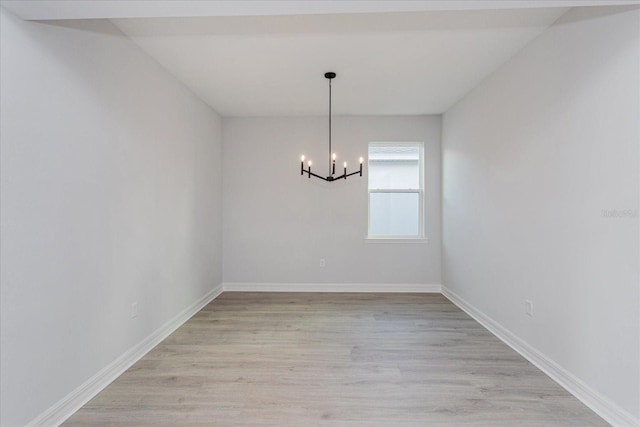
(1, 0), (639, 426)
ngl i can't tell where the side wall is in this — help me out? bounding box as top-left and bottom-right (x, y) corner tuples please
(223, 116), (441, 286)
(0, 10), (223, 426)
(442, 6), (639, 424)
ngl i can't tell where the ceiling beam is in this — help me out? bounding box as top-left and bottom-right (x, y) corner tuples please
(2, 0), (639, 21)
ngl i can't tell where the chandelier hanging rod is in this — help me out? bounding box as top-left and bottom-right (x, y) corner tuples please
(300, 72), (364, 182)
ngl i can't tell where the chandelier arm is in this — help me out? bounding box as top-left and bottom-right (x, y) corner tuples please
(304, 168), (360, 182)
(344, 170), (362, 178)
(304, 169), (330, 181)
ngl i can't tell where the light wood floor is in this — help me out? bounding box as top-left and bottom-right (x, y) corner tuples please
(65, 293), (608, 426)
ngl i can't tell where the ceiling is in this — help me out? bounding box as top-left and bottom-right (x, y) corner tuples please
(110, 8), (569, 117)
(2, 1), (637, 117)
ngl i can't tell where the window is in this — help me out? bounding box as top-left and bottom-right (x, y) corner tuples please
(367, 143), (424, 239)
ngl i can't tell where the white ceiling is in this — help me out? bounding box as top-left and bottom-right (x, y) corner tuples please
(111, 8), (568, 116)
(3, 1), (636, 117)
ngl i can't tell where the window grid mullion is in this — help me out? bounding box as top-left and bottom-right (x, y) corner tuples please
(368, 189), (420, 193)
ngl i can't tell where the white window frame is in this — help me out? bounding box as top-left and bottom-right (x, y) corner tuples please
(367, 142), (425, 240)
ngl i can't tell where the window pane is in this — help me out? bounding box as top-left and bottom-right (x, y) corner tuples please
(369, 192), (419, 237)
(369, 146), (420, 190)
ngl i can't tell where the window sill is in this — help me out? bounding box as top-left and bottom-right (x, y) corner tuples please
(365, 237), (429, 244)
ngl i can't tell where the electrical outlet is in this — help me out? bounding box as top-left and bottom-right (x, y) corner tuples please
(319, 258), (326, 267)
(131, 302), (138, 319)
(525, 300), (533, 317)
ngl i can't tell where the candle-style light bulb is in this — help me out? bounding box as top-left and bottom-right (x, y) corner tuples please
(301, 155), (305, 162)
(308, 160), (312, 166)
(343, 162), (347, 168)
(359, 157), (364, 164)
(332, 153), (337, 161)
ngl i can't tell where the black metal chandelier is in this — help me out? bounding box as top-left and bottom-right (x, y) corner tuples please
(300, 72), (363, 182)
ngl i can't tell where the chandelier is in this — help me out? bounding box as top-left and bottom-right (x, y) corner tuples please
(300, 72), (364, 182)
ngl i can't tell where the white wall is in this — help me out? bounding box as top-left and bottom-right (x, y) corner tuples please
(223, 116), (441, 285)
(442, 5), (639, 424)
(0, 9), (223, 426)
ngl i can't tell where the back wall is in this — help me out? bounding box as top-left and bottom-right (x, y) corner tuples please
(223, 115), (441, 286)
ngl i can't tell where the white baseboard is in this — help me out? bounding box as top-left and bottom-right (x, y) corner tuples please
(223, 282), (442, 293)
(441, 286), (638, 427)
(26, 283), (224, 427)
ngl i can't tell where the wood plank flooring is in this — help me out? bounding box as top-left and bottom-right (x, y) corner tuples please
(64, 293), (608, 426)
